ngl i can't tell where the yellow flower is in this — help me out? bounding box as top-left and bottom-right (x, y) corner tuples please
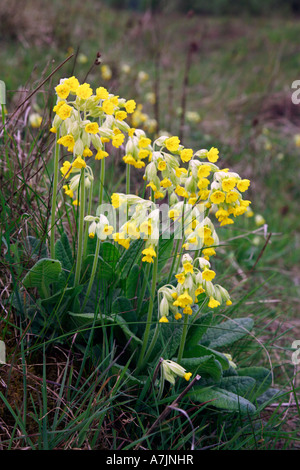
(180, 148), (193, 163)
(113, 232), (130, 249)
(202, 248), (216, 260)
(95, 149), (109, 160)
(183, 306), (193, 315)
(138, 137), (151, 148)
(111, 193), (124, 208)
(174, 313), (182, 320)
(197, 164), (211, 178)
(197, 178), (210, 190)
(55, 83), (70, 100)
(125, 99), (136, 114)
(138, 149), (150, 160)
(96, 86), (109, 100)
(83, 147), (93, 157)
(222, 177), (237, 192)
(142, 246), (157, 263)
(112, 133), (125, 148)
(85, 122), (99, 134)
(175, 185), (189, 199)
(140, 220), (153, 236)
(160, 178), (172, 188)
(202, 268), (216, 282)
(56, 103), (72, 120)
(72, 156), (86, 169)
(208, 297), (220, 308)
(175, 272), (186, 284)
(159, 316), (169, 323)
(103, 225), (114, 236)
(76, 83), (93, 99)
(158, 161), (166, 171)
(128, 128), (136, 137)
(50, 126), (57, 133)
(220, 217), (234, 226)
(210, 190), (225, 204)
(147, 181), (158, 192)
(225, 191), (239, 204)
(206, 147), (219, 163)
(237, 179), (250, 192)
(173, 290), (193, 308)
(154, 191), (164, 199)
(65, 76), (80, 93)
(175, 167), (188, 178)
(183, 261), (194, 274)
(102, 99), (115, 115)
(165, 136), (180, 152)
(57, 134), (75, 152)
(184, 372), (192, 381)
(115, 110), (127, 121)
(101, 64), (112, 80)
(195, 286), (205, 296)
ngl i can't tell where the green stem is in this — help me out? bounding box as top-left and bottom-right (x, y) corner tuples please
(1, 106), (13, 180)
(136, 247), (159, 370)
(83, 179), (94, 258)
(126, 163), (130, 194)
(50, 135), (60, 259)
(167, 238), (180, 284)
(137, 262), (151, 314)
(74, 168), (86, 286)
(177, 313), (189, 363)
(98, 157), (105, 206)
(82, 235), (100, 310)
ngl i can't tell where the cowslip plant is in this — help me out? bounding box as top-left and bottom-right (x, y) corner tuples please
(13, 75), (274, 418)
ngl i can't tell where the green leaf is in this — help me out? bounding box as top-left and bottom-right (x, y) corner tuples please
(186, 312), (213, 348)
(157, 236), (174, 272)
(54, 233), (73, 272)
(148, 320), (184, 361)
(179, 355), (222, 381)
(200, 317), (254, 349)
(112, 296), (138, 334)
(237, 367), (272, 398)
(22, 258), (62, 298)
(184, 344), (230, 370)
(83, 254), (114, 282)
(125, 264), (141, 300)
(100, 242), (120, 267)
(117, 239), (144, 280)
(217, 375), (256, 398)
(24, 236), (48, 261)
(188, 386), (256, 414)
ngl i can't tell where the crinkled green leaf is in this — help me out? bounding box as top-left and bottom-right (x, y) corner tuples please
(186, 312), (213, 347)
(188, 386), (256, 414)
(200, 317), (254, 349)
(184, 344), (229, 370)
(217, 375), (256, 398)
(237, 366), (272, 398)
(22, 258), (62, 297)
(179, 355), (222, 381)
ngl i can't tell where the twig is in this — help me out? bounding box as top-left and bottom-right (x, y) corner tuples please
(0, 54), (74, 132)
(135, 374), (201, 449)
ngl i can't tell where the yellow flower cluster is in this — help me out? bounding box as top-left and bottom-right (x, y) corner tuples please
(111, 193), (159, 259)
(158, 253), (232, 323)
(51, 76), (151, 204)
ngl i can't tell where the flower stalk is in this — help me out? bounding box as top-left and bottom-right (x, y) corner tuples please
(74, 168), (86, 286)
(50, 134), (60, 259)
